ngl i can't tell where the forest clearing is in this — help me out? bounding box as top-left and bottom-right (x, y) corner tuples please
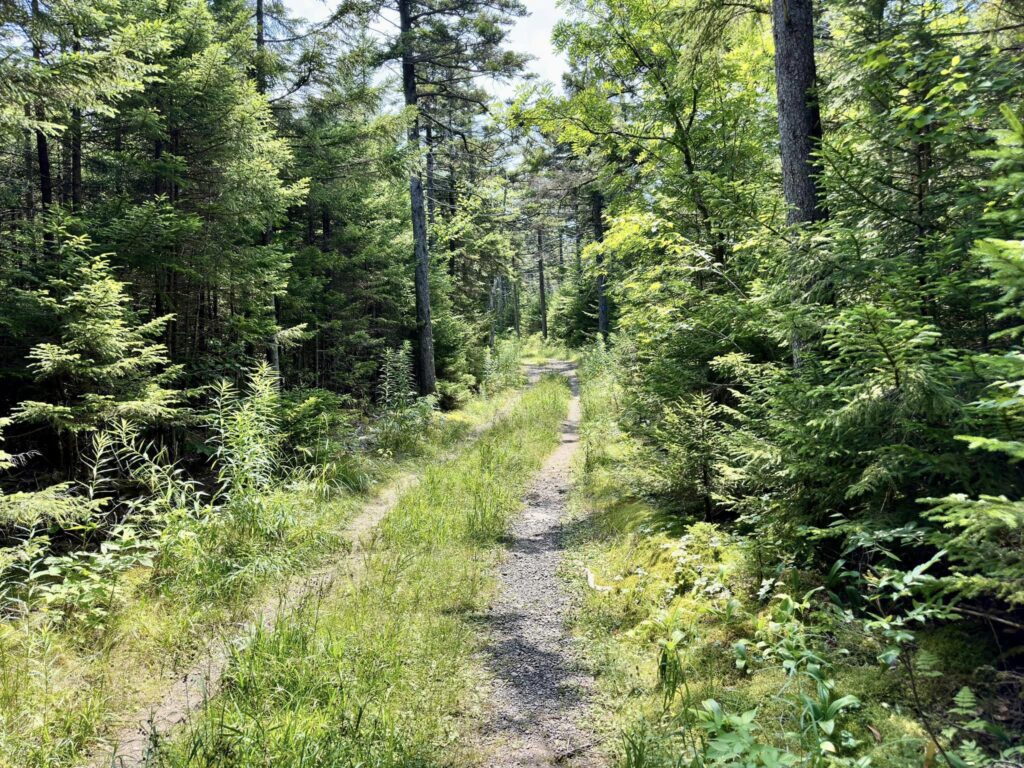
(2, 0), (1024, 765)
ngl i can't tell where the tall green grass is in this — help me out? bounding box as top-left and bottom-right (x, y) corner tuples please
(153, 376), (570, 767)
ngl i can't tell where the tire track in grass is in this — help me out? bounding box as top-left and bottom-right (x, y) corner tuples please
(93, 369), (551, 768)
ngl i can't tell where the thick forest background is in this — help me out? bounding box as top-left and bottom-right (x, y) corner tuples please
(2, 0), (1024, 764)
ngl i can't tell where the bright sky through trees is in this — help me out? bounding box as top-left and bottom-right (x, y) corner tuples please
(289, 0), (566, 88)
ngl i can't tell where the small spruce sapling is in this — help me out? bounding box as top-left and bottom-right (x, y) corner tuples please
(14, 242), (181, 466)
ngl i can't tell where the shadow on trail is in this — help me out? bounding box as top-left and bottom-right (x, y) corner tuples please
(477, 363), (604, 767)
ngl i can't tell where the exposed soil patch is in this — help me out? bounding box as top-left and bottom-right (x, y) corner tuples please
(479, 366), (605, 767)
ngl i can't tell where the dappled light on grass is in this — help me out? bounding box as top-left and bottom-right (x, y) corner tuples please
(156, 376), (570, 767)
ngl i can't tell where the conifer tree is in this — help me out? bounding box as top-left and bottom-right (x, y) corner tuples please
(13, 233), (180, 464)
(381, 0), (526, 393)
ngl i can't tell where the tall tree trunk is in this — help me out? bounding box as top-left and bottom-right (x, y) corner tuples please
(399, 0), (437, 394)
(488, 275), (498, 348)
(512, 252), (521, 338)
(537, 229), (547, 340)
(255, 0), (268, 94)
(772, 0), (826, 365)
(592, 191), (609, 340)
(70, 32), (84, 212)
(70, 107), (82, 211)
(447, 145), (458, 215)
(426, 123), (436, 228)
(574, 202), (583, 275)
(61, 124), (71, 205)
(31, 0), (52, 211)
(22, 111), (35, 218)
(771, 0), (826, 225)
(253, 0), (282, 383)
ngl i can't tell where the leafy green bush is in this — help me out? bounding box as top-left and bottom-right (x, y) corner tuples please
(28, 525), (154, 633)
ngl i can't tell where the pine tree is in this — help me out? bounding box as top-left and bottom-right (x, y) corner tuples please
(13, 233), (180, 463)
(381, 0), (527, 393)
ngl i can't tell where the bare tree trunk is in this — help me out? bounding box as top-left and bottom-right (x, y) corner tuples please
(426, 123), (435, 228)
(255, 0), (268, 93)
(67, 28), (82, 210)
(512, 252), (521, 338)
(771, 0), (826, 225)
(252, 0), (281, 383)
(488, 275), (498, 348)
(22, 113), (35, 218)
(31, 0), (51, 211)
(70, 107), (82, 210)
(399, 0), (437, 394)
(592, 191), (609, 340)
(537, 229), (547, 340)
(771, 0), (827, 365)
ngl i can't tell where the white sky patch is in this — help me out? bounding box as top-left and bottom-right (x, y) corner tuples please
(285, 0), (566, 95)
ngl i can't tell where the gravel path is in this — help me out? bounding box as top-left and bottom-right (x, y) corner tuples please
(479, 365), (605, 767)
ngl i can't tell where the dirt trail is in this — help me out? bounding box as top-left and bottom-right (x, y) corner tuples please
(95, 476), (416, 767)
(479, 365), (605, 767)
(93, 373), (546, 768)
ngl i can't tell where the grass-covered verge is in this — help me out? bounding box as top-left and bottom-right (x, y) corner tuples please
(0, 380), (526, 768)
(148, 375), (571, 767)
(563, 355), (1021, 768)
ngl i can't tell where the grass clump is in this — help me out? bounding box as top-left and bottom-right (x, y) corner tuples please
(152, 375), (571, 767)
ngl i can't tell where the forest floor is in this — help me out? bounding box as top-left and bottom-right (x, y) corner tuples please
(88, 361), (607, 767)
(477, 362), (605, 767)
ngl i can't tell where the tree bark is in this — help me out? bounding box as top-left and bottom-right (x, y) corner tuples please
(426, 123), (435, 228)
(31, 0), (52, 211)
(255, 0), (268, 93)
(592, 191), (609, 340)
(253, 0), (282, 383)
(488, 275), (498, 348)
(771, 0), (826, 225)
(22, 109), (35, 218)
(512, 252), (521, 338)
(574, 200), (583, 275)
(399, 0), (437, 394)
(70, 106), (82, 210)
(537, 229), (547, 340)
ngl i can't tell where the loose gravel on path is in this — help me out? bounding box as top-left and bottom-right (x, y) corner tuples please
(480, 365), (605, 767)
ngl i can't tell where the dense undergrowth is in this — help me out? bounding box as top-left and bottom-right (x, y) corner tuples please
(149, 375), (571, 767)
(567, 349), (1023, 768)
(0, 339), (524, 768)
